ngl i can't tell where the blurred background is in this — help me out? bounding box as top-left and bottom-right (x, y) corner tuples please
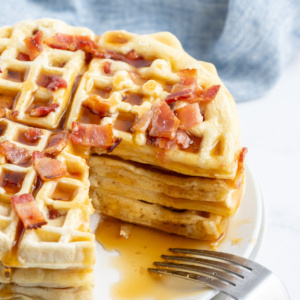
(1, 0), (300, 299)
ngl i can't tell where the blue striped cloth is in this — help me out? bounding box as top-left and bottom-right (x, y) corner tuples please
(2, 0), (300, 101)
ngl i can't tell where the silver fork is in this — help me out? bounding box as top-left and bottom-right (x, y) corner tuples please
(148, 248), (290, 300)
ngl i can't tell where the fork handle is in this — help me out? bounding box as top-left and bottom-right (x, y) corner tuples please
(243, 273), (290, 300)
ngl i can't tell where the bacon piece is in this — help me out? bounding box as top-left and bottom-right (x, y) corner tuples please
(153, 137), (176, 150)
(132, 110), (153, 132)
(176, 103), (203, 130)
(125, 49), (140, 60)
(48, 207), (64, 220)
(0, 141), (31, 164)
(149, 101), (179, 140)
(46, 77), (67, 91)
(165, 89), (194, 104)
(44, 33), (123, 60)
(43, 130), (69, 157)
(82, 95), (111, 116)
(33, 151), (67, 181)
(165, 69), (198, 104)
(11, 194), (47, 229)
(233, 147), (248, 189)
(103, 61), (111, 74)
(16, 52), (30, 61)
(71, 122), (121, 150)
(29, 103), (59, 117)
(190, 85), (221, 103)
(24, 31), (43, 61)
(176, 130), (191, 148)
(24, 128), (43, 142)
(0, 107), (6, 118)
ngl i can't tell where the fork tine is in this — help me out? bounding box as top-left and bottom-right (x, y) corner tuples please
(162, 255), (246, 278)
(170, 248), (252, 270)
(153, 261), (238, 285)
(148, 268), (234, 295)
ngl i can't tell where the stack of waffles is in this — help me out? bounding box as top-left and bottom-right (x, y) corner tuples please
(0, 18), (246, 298)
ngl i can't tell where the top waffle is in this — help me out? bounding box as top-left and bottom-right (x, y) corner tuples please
(0, 18), (242, 180)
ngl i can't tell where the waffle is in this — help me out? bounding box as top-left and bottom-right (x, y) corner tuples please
(89, 155), (243, 217)
(0, 18), (246, 297)
(65, 30), (241, 179)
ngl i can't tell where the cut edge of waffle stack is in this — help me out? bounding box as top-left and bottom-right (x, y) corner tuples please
(0, 18), (247, 297)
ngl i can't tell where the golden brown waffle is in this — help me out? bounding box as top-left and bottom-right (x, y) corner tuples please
(0, 18), (246, 296)
(0, 283), (93, 300)
(0, 120), (94, 287)
(89, 155), (243, 217)
(65, 30), (241, 179)
(0, 19), (92, 129)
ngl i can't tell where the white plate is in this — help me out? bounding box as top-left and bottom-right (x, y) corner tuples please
(93, 164), (264, 300)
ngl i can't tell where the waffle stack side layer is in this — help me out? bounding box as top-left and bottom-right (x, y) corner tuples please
(0, 18), (246, 298)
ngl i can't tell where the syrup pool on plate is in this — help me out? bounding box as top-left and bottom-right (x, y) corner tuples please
(95, 218), (220, 300)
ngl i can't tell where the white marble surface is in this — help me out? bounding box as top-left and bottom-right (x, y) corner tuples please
(234, 53), (300, 300)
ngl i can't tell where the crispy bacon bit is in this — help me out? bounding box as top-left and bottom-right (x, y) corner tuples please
(29, 103), (59, 117)
(165, 89), (194, 104)
(48, 207), (65, 220)
(132, 110), (153, 132)
(33, 151), (67, 181)
(0, 140), (31, 164)
(149, 101), (179, 140)
(176, 130), (191, 148)
(192, 85), (221, 103)
(71, 122), (121, 151)
(43, 130), (69, 157)
(233, 147), (248, 189)
(46, 77), (67, 91)
(176, 103), (203, 130)
(165, 69), (198, 104)
(0, 68), (2, 73)
(153, 137), (176, 150)
(103, 61), (111, 74)
(82, 95), (111, 116)
(16, 52), (30, 61)
(165, 68), (220, 104)
(24, 128), (43, 142)
(125, 49), (140, 60)
(44, 33), (123, 60)
(11, 194), (47, 229)
(24, 31), (43, 61)
(0, 107), (6, 118)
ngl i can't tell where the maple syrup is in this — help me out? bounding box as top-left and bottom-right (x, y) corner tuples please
(113, 113), (136, 133)
(122, 93), (143, 106)
(1, 221), (25, 268)
(90, 86), (112, 99)
(15, 129), (40, 146)
(4, 69), (28, 83)
(96, 218), (218, 300)
(0, 171), (25, 194)
(181, 135), (202, 153)
(77, 106), (102, 125)
(129, 71), (148, 86)
(36, 73), (59, 88)
(31, 175), (42, 197)
(0, 121), (7, 136)
(51, 183), (78, 201)
(26, 94), (53, 113)
(0, 91), (19, 110)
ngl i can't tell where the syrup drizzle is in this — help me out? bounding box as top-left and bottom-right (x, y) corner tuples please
(96, 218), (220, 300)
